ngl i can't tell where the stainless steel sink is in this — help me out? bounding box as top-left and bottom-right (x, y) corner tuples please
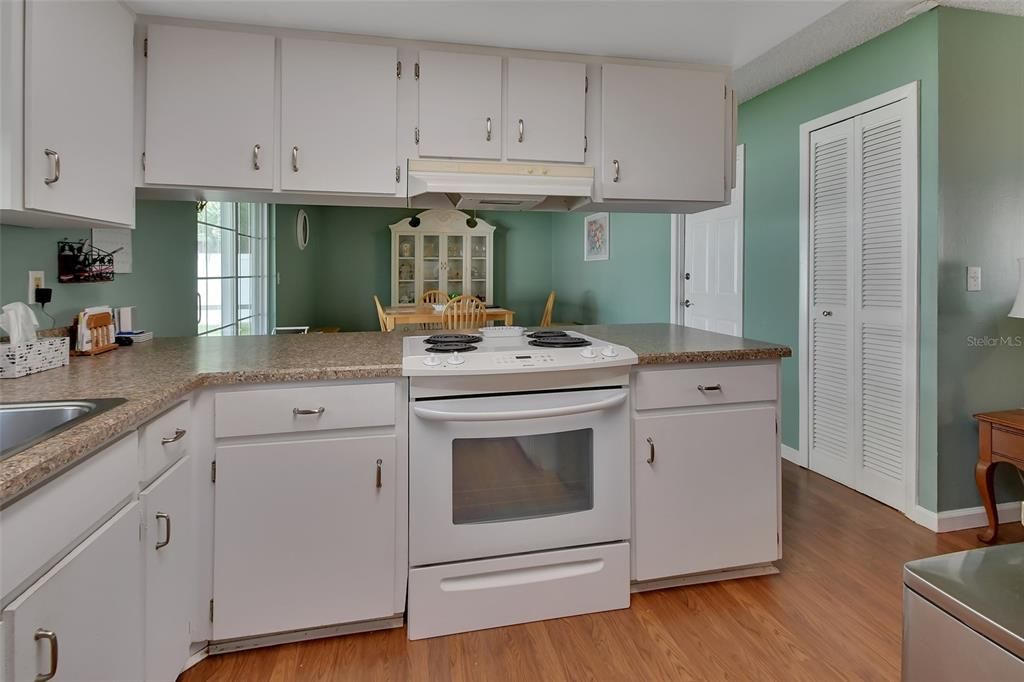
(0, 398), (126, 461)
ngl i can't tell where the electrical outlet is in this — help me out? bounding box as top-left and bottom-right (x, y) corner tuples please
(967, 266), (982, 292)
(28, 270), (45, 302)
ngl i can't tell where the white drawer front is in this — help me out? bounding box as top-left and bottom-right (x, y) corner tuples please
(408, 542), (629, 640)
(215, 382), (396, 438)
(634, 363), (777, 411)
(1, 434), (137, 605)
(139, 400), (191, 484)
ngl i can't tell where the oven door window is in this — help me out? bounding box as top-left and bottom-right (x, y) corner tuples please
(451, 429), (594, 524)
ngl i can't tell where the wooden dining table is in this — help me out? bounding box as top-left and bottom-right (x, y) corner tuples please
(382, 304), (514, 331)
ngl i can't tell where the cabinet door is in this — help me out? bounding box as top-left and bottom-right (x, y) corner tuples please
(145, 25), (275, 189)
(281, 38), (397, 194)
(4, 502), (143, 682)
(442, 235), (466, 298)
(418, 51), (501, 159)
(213, 435), (397, 640)
(23, 0), (134, 225)
(141, 456), (194, 682)
(507, 58), (586, 163)
(633, 406), (778, 581)
(601, 64), (725, 201)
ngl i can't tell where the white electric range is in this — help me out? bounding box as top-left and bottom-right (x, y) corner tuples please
(403, 330), (638, 639)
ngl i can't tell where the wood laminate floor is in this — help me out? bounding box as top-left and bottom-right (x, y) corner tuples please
(181, 462), (1024, 681)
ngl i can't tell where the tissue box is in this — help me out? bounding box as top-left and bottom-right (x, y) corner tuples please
(0, 337), (70, 379)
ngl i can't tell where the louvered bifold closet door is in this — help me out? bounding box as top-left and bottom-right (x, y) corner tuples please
(852, 101), (914, 509)
(808, 119), (857, 488)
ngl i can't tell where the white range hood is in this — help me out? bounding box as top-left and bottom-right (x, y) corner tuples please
(407, 159), (594, 211)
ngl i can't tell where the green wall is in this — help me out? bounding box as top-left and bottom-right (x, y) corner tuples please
(936, 9), (1024, 510)
(738, 10), (942, 508)
(0, 201), (198, 337)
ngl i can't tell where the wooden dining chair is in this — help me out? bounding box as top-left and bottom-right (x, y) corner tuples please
(373, 295), (391, 332)
(441, 295), (487, 330)
(421, 289), (447, 305)
(539, 290), (556, 327)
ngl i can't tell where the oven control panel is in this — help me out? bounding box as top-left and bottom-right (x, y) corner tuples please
(496, 352), (556, 367)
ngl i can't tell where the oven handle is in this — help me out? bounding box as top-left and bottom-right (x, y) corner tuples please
(413, 392), (627, 422)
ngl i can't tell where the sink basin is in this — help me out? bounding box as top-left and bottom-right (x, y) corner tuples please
(0, 398), (126, 461)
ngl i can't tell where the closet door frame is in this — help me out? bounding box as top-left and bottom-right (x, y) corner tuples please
(797, 82), (919, 515)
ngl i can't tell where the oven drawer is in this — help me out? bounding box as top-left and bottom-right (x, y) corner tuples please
(634, 362), (777, 411)
(407, 542), (629, 640)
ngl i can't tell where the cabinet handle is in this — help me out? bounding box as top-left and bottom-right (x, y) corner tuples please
(612, 159), (620, 183)
(291, 146), (299, 172)
(517, 119), (524, 143)
(43, 149), (60, 185)
(161, 428), (186, 445)
(697, 384), (722, 392)
(683, 299), (693, 308)
(293, 406), (325, 416)
(822, 310), (833, 317)
(485, 117), (492, 142)
(646, 437), (655, 464)
(375, 458), (383, 488)
(584, 135), (588, 153)
(34, 629), (58, 681)
(252, 144), (261, 170)
(155, 512), (171, 549)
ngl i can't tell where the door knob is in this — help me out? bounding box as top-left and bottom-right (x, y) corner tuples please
(683, 299), (693, 308)
(822, 310), (833, 317)
(684, 272), (691, 280)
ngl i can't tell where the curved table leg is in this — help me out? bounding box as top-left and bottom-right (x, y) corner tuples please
(975, 460), (998, 543)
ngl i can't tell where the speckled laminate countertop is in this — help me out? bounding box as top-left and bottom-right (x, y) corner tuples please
(0, 324), (789, 505)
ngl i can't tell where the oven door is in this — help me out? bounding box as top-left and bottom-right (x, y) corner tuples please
(410, 387), (630, 566)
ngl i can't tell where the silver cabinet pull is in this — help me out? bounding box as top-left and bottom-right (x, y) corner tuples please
(517, 118), (524, 143)
(161, 428), (186, 445)
(34, 629), (58, 681)
(485, 117), (492, 141)
(293, 406), (325, 416)
(697, 384), (722, 392)
(375, 458), (383, 488)
(252, 144), (261, 170)
(822, 310), (833, 317)
(155, 512), (171, 549)
(646, 437), (655, 464)
(291, 146), (299, 172)
(43, 149), (60, 185)
(612, 159), (620, 182)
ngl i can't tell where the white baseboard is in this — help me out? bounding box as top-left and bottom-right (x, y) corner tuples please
(781, 445), (803, 466)
(909, 501), (1022, 533)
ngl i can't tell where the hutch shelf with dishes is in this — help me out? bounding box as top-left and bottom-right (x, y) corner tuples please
(389, 210), (494, 306)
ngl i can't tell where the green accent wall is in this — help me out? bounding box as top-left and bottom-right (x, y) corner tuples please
(738, 10), (942, 509)
(936, 8), (1024, 510)
(0, 201), (198, 337)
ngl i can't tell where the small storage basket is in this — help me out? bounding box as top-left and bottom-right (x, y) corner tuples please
(0, 337), (70, 379)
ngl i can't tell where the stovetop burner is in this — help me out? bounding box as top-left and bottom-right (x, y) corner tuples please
(425, 343), (479, 354)
(526, 330), (569, 339)
(424, 334), (483, 345)
(528, 337), (592, 348)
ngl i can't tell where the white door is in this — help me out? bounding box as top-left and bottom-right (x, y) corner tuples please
(633, 406), (778, 581)
(141, 456), (194, 682)
(145, 25), (275, 189)
(281, 38), (398, 194)
(682, 144), (744, 335)
(601, 63), (725, 201)
(213, 435), (397, 640)
(417, 50), (502, 159)
(506, 57), (586, 163)
(23, 0), (134, 225)
(805, 98), (917, 511)
(4, 502), (144, 682)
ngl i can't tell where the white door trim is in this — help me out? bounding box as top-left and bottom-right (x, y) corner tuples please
(797, 81), (920, 515)
(670, 144), (745, 327)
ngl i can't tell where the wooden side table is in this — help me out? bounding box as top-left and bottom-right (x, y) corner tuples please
(974, 409), (1024, 543)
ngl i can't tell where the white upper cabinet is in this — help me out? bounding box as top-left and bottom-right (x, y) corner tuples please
(22, 0), (134, 226)
(506, 58), (586, 163)
(601, 63), (726, 201)
(145, 25), (275, 189)
(417, 50), (502, 159)
(281, 38), (398, 194)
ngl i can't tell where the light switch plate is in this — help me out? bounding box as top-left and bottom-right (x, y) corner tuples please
(967, 266), (982, 292)
(28, 270), (45, 302)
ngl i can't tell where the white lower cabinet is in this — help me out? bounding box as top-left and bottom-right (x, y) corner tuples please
(141, 455), (195, 682)
(633, 405), (779, 581)
(3, 501), (143, 682)
(213, 434), (397, 640)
